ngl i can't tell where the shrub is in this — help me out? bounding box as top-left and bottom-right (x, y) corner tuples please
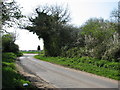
(2, 34), (20, 54)
(2, 62), (15, 69)
(16, 52), (23, 57)
(95, 60), (108, 67)
(2, 53), (17, 62)
(106, 62), (120, 70)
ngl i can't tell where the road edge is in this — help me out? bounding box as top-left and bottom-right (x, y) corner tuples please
(15, 60), (55, 89)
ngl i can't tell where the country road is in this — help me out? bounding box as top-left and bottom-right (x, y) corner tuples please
(19, 54), (119, 88)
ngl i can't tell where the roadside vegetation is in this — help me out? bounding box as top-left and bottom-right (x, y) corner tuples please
(2, 52), (37, 89)
(1, 1), (36, 88)
(2, 34), (37, 89)
(35, 54), (120, 80)
(2, 34), (23, 57)
(28, 4), (119, 81)
(2, 0), (119, 88)
(25, 5), (120, 62)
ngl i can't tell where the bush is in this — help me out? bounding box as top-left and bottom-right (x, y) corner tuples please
(2, 62), (15, 69)
(2, 34), (20, 54)
(2, 53), (17, 62)
(105, 62), (120, 70)
(95, 60), (108, 67)
(16, 52), (23, 57)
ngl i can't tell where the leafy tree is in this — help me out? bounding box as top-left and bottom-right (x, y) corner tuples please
(63, 18), (120, 61)
(81, 18), (115, 44)
(2, 0), (23, 25)
(1, 0), (23, 33)
(25, 5), (71, 56)
(2, 33), (19, 54)
(1, 0), (23, 56)
(81, 18), (120, 61)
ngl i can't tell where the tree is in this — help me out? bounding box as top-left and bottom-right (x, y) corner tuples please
(110, 2), (120, 34)
(1, 0), (23, 33)
(77, 18), (120, 61)
(2, 33), (19, 54)
(26, 5), (71, 56)
(110, 7), (120, 23)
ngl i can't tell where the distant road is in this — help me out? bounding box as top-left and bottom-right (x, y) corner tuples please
(19, 54), (119, 88)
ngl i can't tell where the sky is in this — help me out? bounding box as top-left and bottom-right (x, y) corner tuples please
(10, 0), (119, 50)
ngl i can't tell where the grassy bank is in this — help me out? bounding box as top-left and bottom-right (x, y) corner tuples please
(2, 52), (36, 89)
(35, 55), (120, 80)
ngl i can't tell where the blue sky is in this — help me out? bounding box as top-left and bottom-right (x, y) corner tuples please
(12, 0), (119, 50)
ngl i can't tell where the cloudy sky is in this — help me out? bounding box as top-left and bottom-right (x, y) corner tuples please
(12, 0), (118, 50)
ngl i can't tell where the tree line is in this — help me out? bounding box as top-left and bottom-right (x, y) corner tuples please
(1, 0), (23, 56)
(25, 5), (120, 62)
(1, 1), (120, 62)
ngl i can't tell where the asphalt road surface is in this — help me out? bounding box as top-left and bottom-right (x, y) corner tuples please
(19, 54), (119, 88)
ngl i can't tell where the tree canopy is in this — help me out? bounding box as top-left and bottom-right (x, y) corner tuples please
(25, 4), (119, 61)
(25, 5), (77, 56)
(2, 0), (23, 25)
(1, 0), (23, 33)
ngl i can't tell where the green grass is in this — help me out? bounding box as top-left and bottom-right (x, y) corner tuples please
(2, 52), (37, 89)
(34, 55), (120, 80)
(21, 50), (44, 54)
(21, 51), (39, 54)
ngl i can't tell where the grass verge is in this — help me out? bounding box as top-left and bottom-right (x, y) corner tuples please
(2, 52), (37, 89)
(34, 55), (120, 80)
(21, 51), (39, 54)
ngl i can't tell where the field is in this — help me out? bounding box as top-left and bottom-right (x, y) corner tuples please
(20, 50), (41, 54)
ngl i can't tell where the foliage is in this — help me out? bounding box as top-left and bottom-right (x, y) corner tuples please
(110, 8), (120, 23)
(2, 53), (35, 89)
(2, 52), (17, 62)
(59, 25), (79, 48)
(16, 52), (23, 57)
(62, 18), (120, 61)
(25, 5), (79, 56)
(1, 0), (23, 27)
(25, 5), (119, 62)
(35, 55), (120, 80)
(26, 5), (120, 62)
(2, 33), (20, 54)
